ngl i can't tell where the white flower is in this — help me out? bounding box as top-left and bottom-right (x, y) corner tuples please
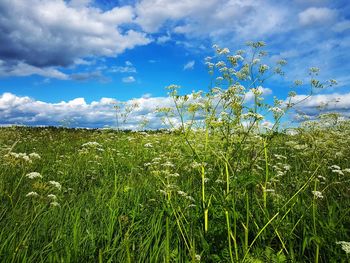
(23, 156), (31, 162)
(312, 190), (324, 199)
(29, 153), (41, 159)
(195, 254), (201, 261)
(215, 61), (226, 68)
(144, 143), (153, 148)
(269, 107), (284, 114)
(330, 165), (341, 170)
(49, 181), (62, 191)
(218, 47), (230, 55)
(26, 191), (39, 197)
(336, 241), (350, 254)
(26, 172), (42, 179)
(50, 201), (60, 207)
(162, 161), (174, 167)
(177, 191), (187, 197)
(332, 170), (344, 175)
(186, 195), (195, 202)
(47, 194), (57, 200)
(82, 142), (102, 147)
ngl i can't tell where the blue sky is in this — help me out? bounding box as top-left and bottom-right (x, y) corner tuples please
(0, 0), (349, 128)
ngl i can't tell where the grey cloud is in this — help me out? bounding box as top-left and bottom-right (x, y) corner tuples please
(70, 71), (111, 83)
(0, 0), (151, 70)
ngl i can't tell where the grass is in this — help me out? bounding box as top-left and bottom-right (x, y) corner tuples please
(0, 123), (349, 262)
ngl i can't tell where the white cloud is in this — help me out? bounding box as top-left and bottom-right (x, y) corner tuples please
(135, 0), (289, 40)
(333, 20), (350, 32)
(290, 92), (350, 117)
(183, 60), (195, 70)
(122, 76), (136, 83)
(0, 0), (151, 71)
(0, 62), (68, 80)
(299, 7), (337, 26)
(157, 35), (171, 44)
(110, 61), (137, 73)
(0, 92), (175, 129)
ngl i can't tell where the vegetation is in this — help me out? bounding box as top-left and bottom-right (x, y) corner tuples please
(0, 42), (349, 262)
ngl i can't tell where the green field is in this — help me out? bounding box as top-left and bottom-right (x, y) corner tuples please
(0, 122), (349, 262)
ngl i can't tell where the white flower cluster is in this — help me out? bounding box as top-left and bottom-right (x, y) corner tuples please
(49, 181), (62, 191)
(336, 241), (350, 254)
(26, 172), (42, 179)
(6, 152), (41, 163)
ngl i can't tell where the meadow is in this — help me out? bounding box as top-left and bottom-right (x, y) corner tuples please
(1, 42), (349, 262)
(0, 121), (349, 262)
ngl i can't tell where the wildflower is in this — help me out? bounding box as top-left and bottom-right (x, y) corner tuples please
(217, 47), (230, 55)
(29, 153), (41, 159)
(186, 195), (195, 202)
(312, 191), (324, 199)
(49, 181), (62, 191)
(26, 191), (39, 197)
(330, 165), (341, 170)
(317, 175), (326, 181)
(336, 241), (350, 254)
(195, 254), (201, 261)
(82, 141), (102, 147)
(162, 161), (174, 168)
(26, 172), (42, 179)
(47, 194), (57, 200)
(215, 61), (226, 68)
(269, 107), (284, 114)
(215, 179), (225, 184)
(343, 168), (350, 173)
(283, 165), (291, 171)
(259, 64), (269, 73)
(177, 190), (187, 197)
(332, 170), (344, 175)
(144, 143), (153, 148)
(50, 201), (60, 207)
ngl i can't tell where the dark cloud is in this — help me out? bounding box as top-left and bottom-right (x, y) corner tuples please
(0, 0), (150, 71)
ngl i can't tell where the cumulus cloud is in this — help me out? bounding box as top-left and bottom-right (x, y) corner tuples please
(122, 76), (136, 83)
(0, 88), (277, 129)
(183, 60), (195, 70)
(0, 0), (151, 77)
(135, 0), (289, 40)
(0, 92), (176, 129)
(299, 7), (337, 26)
(290, 92), (350, 118)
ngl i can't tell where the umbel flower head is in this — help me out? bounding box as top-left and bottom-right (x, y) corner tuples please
(26, 172), (42, 179)
(336, 241), (350, 254)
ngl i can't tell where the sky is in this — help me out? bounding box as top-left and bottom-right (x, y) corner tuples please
(0, 0), (349, 129)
